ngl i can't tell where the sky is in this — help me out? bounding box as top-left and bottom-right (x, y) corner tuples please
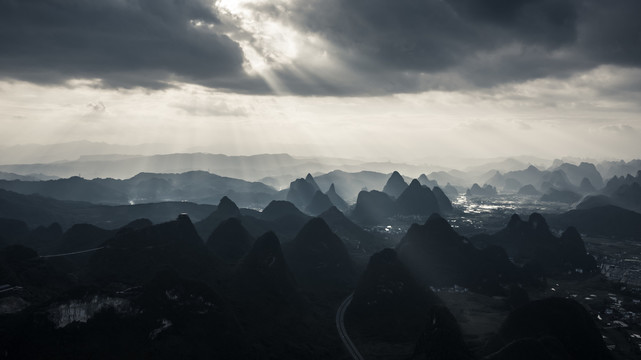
(1, 0), (640, 164)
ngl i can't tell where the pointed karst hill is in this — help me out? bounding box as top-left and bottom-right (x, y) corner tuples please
(350, 190), (397, 225)
(260, 200), (307, 222)
(579, 177), (597, 193)
(325, 183), (348, 212)
(397, 213), (522, 294)
(194, 196), (241, 239)
(286, 176), (318, 209)
(417, 174), (438, 188)
(57, 223), (115, 254)
(21, 222), (63, 253)
(466, 183), (498, 197)
(89, 214), (221, 285)
(486, 297), (613, 360)
(206, 218), (254, 263)
(382, 171), (408, 199)
(234, 231), (298, 305)
(559, 227), (597, 271)
(517, 184), (541, 196)
(442, 183), (459, 199)
(432, 186), (453, 213)
(396, 179), (440, 216)
(304, 173), (320, 192)
(475, 213), (597, 275)
(320, 206), (386, 253)
(345, 248), (443, 341)
(257, 200), (311, 241)
(305, 190), (334, 216)
(283, 217), (355, 289)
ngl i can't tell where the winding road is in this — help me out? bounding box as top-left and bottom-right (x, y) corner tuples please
(39, 246), (105, 258)
(336, 293), (364, 360)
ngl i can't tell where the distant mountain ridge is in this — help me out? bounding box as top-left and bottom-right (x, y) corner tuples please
(0, 171), (276, 208)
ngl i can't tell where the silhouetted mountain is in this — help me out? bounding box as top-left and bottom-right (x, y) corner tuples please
(540, 170), (574, 193)
(579, 177), (597, 193)
(598, 159), (641, 180)
(0, 171), (57, 181)
(548, 205), (641, 240)
(466, 183), (497, 197)
(350, 190), (397, 225)
(319, 206), (387, 253)
(475, 213), (597, 274)
(432, 186), (453, 213)
(0, 244), (75, 300)
(325, 183), (348, 212)
(286, 177), (318, 209)
(194, 196), (241, 239)
(442, 183), (459, 199)
(606, 176), (641, 212)
(559, 227), (597, 270)
(0, 188), (215, 229)
(486, 297), (612, 360)
(284, 218), (354, 289)
(0, 171), (277, 208)
(0, 151), (354, 181)
(206, 218), (254, 263)
(260, 200), (307, 222)
(305, 191), (334, 216)
(427, 171), (466, 188)
(305, 173), (320, 192)
(397, 214), (522, 295)
(346, 248), (442, 341)
(396, 180), (440, 216)
(517, 184), (541, 196)
(89, 214), (221, 285)
(413, 306), (475, 360)
(553, 162), (604, 188)
(417, 174), (438, 188)
(119, 218), (153, 232)
(0, 176), (128, 205)
(382, 171), (408, 198)
(602, 170), (641, 194)
(314, 170), (390, 203)
(58, 223), (115, 254)
(135, 269), (250, 358)
(540, 188), (581, 204)
(21, 222), (64, 254)
(234, 231), (297, 301)
(485, 171), (505, 189)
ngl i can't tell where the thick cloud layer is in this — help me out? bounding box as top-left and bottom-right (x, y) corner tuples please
(0, 0), (267, 91)
(0, 0), (639, 95)
(276, 0), (640, 93)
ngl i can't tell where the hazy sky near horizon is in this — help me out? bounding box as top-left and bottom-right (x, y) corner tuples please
(1, 0), (640, 162)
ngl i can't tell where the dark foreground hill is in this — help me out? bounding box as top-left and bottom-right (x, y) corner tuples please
(397, 214), (529, 295)
(485, 297), (612, 360)
(548, 205), (641, 240)
(472, 213), (597, 275)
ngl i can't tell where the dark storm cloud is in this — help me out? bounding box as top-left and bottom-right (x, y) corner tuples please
(268, 0), (641, 94)
(0, 0), (269, 91)
(1, 0), (640, 95)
